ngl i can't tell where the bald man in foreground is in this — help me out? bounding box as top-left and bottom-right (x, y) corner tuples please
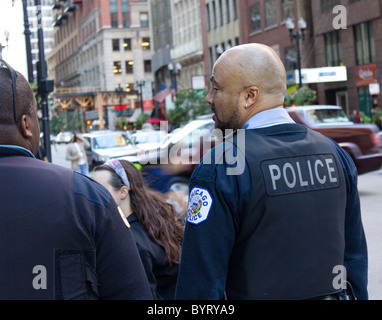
(0, 59), (152, 299)
(175, 44), (368, 300)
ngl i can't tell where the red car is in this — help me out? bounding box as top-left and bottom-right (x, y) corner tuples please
(285, 105), (382, 175)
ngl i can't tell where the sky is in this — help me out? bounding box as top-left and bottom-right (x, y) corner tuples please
(0, 0), (28, 79)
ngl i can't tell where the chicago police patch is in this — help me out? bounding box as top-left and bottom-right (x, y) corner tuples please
(187, 187), (213, 225)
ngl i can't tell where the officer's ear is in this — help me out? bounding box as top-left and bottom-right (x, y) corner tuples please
(19, 114), (33, 138)
(245, 86), (260, 107)
(119, 186), (130, 201)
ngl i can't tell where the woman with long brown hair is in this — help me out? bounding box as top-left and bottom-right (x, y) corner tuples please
(92, 159), (184, 300)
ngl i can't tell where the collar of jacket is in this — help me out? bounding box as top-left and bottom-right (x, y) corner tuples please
(0, 145), (36, 158)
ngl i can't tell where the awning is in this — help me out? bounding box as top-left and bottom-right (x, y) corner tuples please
(128, 108), (152, 123)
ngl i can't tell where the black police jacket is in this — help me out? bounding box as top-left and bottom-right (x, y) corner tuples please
(176, 124), (368, 300)
(225, 126), (347, 299)
(0, 145), (152, 300)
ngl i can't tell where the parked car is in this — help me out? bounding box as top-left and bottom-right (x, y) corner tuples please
(285, 105), (382, 175)
(121, 118), (217, 192)
(130, 129), (168, 153)
(82, 130), (140, 171)
(55, 131), (74, 144)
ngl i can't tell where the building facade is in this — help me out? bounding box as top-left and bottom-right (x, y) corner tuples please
(201, 0), (240, 81)
(170, 0), (205, 91)
(50, 0), (153, 95)
(27, 0), (54, 80)
(236, 0), (315, 90)
(312, 0), (381, 117)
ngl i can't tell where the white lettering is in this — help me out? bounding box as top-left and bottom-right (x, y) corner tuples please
(326, 158), (338, 183)
(269, 164), (281, 190)
(314, 160), (326, 184)
(283, 163), (297, 188)
(296, 161), (308, 187)
(307, 160), (315, 185)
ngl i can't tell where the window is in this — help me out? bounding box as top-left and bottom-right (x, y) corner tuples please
(281, 0), (294, 22)
(123, 38), (131, 51)
(121, 0), (130, 27)
(325, 31), (343, 66)
(125, 60), (133, 74)
(140, 12), (149, 28)
(113, 61), (122, 74)
(218, 0), (223, 26)
(354, 21), (376, 65)
(110, 0), (118, 28)
(144, 60), (152, 73)
(264, 0), (277, 28)
(249, 3), (261, 33)
(232, 0), (237, 20)
(206, 3), (211, 31)
(358, 86), (373, 118)
(112, 39), (120, 51)
(212, 0), (217, 29)
(142, 37), (150, 50)
(125, 83), (134, 92)
(225, 0), (230, 23)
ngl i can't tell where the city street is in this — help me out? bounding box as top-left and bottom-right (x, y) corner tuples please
(51, 143), (382, 300)
(358, 169), (382, 300)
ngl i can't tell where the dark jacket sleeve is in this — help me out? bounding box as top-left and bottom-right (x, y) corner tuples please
(328, 139), (368, 300)
(175, 147), (250, 300)
(73, 173), (153, 300)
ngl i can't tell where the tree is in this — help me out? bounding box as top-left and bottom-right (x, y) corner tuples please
(137, 112), (150, 128)
(285, 86), (317, 107)
(50, 109), (65, 134)
(167, 89), (211, 128)
(66, 111), (82, 132)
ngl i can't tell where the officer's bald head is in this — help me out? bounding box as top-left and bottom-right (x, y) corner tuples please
(216, 43), (287, 109)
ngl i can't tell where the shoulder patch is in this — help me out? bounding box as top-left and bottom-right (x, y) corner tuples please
(187, 187), (213, 225)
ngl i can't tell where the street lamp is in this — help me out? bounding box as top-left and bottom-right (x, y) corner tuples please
(35, 0), (54, 162)
(168, 62), (181, 93)
(115, 84), (124, 116)
(136, 80), (145, 113)
(286, 17), (307, 88)
(0, 30), (10, 59)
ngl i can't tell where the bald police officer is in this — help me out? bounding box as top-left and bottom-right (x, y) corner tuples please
(175, 44), (368, 300)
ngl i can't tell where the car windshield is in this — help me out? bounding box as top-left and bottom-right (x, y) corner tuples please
(306, 109), (351, 124)
(133, 131), (167, 144)
(93, 134), (131, 149)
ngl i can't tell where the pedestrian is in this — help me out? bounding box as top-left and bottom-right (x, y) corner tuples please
(92, 159), (184, 299)
(66, 132), (90, 175)
(350, 110), (363, 124)
(175, 44), (368, 300)
(0, 59), (152, 300)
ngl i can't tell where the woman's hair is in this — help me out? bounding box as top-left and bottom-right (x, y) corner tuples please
(94, 160), (184, 264)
